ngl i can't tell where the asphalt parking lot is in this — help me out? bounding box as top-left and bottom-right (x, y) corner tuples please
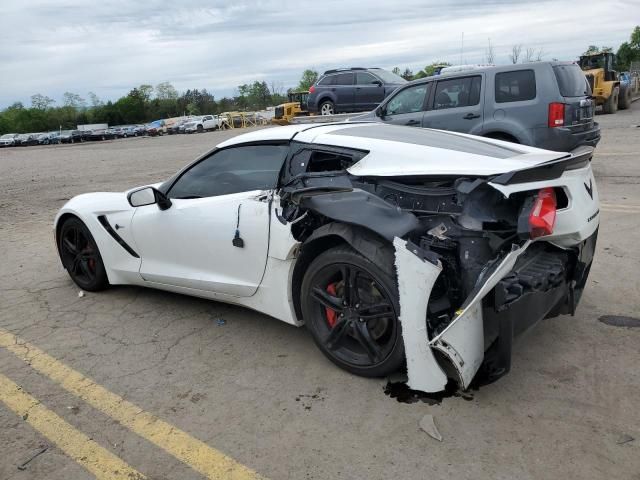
(1, 110), (639, 480)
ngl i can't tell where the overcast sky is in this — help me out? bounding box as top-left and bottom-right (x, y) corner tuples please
(1, 0), (637, 108)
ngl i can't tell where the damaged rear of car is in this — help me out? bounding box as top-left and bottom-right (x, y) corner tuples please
(278, 123), (599, 392)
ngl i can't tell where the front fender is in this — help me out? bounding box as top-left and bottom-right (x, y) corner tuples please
(55, 192), (142, 285)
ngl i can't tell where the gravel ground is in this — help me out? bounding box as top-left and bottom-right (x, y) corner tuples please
(0, 111), (639, 480)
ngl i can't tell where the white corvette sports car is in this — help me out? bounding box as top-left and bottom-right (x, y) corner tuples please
(55, 123), (599, 392)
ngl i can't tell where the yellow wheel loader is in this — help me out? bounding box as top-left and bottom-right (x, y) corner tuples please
(272, 92), (310, 125)
(579, 52), (631, 114)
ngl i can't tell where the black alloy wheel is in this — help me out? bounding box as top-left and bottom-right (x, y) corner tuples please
(301, 246), (404, 377)
(58, 217), (109, 291)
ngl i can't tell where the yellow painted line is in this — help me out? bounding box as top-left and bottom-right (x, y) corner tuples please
(0, 329), (263, 480)
(0, 373), (145, 479)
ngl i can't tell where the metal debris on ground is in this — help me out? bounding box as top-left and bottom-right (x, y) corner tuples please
(617, 434), (635, 445)
(17, 444), (49, 471)
(419, 414), (443, 442)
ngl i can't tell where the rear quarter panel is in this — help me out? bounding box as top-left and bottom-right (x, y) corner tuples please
(489, 163), (599, 247)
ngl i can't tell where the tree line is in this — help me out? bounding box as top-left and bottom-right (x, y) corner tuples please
(0, 81), (288, 135)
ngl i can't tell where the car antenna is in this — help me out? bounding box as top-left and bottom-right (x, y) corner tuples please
(232, 204), (245, 248)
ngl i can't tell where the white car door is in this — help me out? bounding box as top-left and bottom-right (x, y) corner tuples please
(131, 143), (289, 297)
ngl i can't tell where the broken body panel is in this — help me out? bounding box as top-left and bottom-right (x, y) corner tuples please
(279, 129), (599, 392)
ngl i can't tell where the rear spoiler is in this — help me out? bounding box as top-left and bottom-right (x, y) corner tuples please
(489, 147), (593, 185)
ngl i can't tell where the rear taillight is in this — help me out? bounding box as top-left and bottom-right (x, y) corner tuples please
(548, 102), (565, 127)
(309, 85), (316, 94)
(529, 188), (557, 238)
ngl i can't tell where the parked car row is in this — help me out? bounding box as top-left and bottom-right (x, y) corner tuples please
(305, 62), (601, 152)
(0, 118), (216, 148)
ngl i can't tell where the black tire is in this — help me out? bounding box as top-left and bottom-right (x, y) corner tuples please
(319, 100), (335, 116)
(618, 84), (632, 110)
(197, 124), (204, 133)
(301, 245), (404, 377)
(58, 217), (109, 292)
(603, 87), (619, 114)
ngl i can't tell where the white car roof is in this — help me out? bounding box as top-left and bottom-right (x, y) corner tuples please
(215, 122), (568, 177)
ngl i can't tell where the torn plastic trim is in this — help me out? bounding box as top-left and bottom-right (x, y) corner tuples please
(429, 240), (532, 389)
(297, 189), (421, 242)
(393, 237), (448, 393)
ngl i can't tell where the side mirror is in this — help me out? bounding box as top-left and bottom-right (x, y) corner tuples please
(127, 187), (172, 210)
(373, 80), (383, 86)
(376, 106), (386, 118)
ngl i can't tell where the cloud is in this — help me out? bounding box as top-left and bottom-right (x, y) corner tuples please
(0, 0), (636, 107)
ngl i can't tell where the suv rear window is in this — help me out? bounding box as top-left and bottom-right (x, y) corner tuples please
(553, 64), (590, 97)
(495, 70), (536, 103)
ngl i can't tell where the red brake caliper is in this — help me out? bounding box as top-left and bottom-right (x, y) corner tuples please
(325, 283), (338, 328)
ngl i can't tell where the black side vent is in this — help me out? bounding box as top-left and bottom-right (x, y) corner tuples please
(97, 215), (140, 258)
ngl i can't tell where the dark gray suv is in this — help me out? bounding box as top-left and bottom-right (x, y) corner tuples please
(307, 68), (406, 115)
(355, 62), (600, 152)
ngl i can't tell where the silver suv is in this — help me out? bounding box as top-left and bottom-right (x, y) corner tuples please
(355, 62), (600, 152)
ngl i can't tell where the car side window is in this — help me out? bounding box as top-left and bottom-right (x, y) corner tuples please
(495, 70), (536, 103)
(385, 84), (430, 115)
(433, 76), (481, 110)
(168, 144), (289, 199)
(356, 72), (378, 85)
(334, 72), (354, 85)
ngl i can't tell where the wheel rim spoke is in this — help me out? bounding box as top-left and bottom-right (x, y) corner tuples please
(72, 228), (80, 251)
(71, 256), (82, 275)
(325, 318), (351, 350)
(357, 302), (394, 320)
(63, 237), (77, 255)
(340, 265), (360, 305)
(78, 258), (92, 278)
(311, 287), (343, 312)
(352, 321), (383, 363)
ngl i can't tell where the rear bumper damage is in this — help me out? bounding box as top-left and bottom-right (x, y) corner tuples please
(394, 231), (597, 392)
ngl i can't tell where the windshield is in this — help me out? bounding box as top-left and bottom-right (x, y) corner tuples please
(1, 134), (13, 139)
(370, 69), (407, 84)
(553, 64), (590, 97)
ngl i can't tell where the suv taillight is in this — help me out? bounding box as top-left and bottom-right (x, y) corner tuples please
(529, 188), (557, 238)
(309, 85), (316, 94)
(548, 102), (565, 127)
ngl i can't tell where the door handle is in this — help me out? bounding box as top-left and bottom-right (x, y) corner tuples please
(406, 120), (420, 126)
(463, 113), (480, 120)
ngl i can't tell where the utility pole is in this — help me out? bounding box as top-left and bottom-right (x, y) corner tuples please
(460, 32), (464, 65)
